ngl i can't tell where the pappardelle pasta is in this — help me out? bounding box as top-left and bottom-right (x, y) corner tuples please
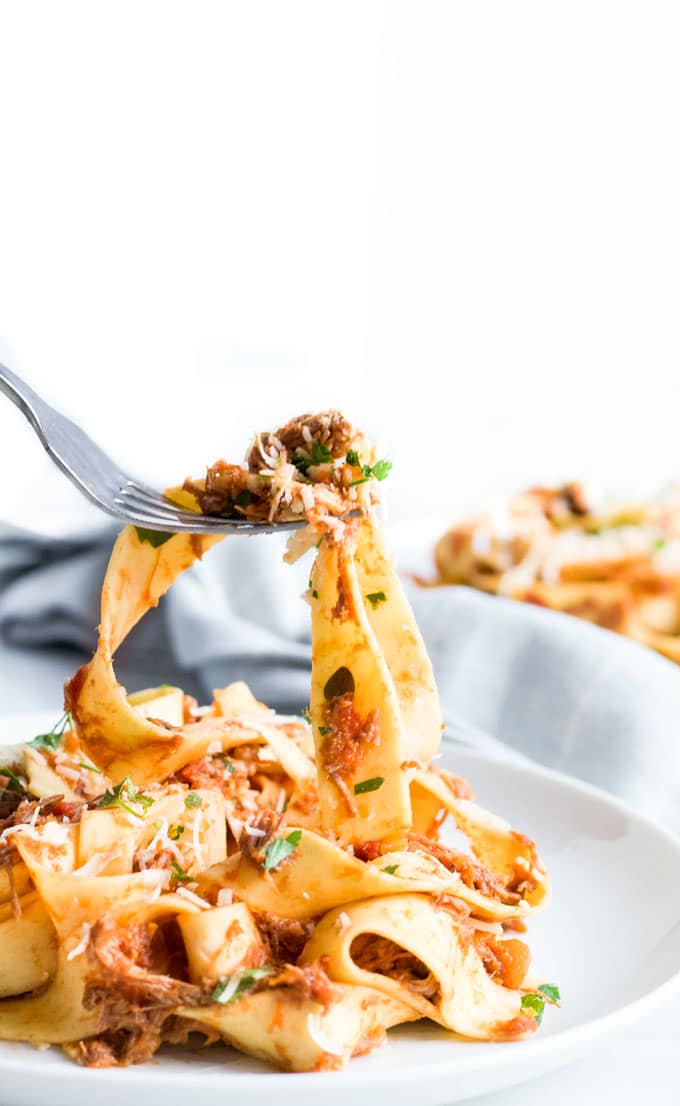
(0, 412), (557, 1072)
(429, 480), (680, 664)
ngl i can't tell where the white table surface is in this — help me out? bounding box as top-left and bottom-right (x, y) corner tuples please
(1, 637), (679, 1106)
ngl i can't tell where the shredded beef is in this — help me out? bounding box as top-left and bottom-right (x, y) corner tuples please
(320, 693), (380, 814)
(266, 960), (336, 1008)
(246, 411), (355, 472)
(254, 911), (314, 964)
(176, 755), (250, 796)
(184, 461), (255, 517)
(238, 807), (285, 867)
(350, 934), (438, 998)
(86, 916), (200, 1009)
(407, 833), (521, 905)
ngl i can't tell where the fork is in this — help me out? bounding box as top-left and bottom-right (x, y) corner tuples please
(0, 363), (304, 534)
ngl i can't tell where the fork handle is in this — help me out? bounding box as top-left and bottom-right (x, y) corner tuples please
(0, 362), (47, 442)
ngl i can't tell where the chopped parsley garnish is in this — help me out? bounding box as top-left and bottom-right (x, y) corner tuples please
(77, 761), (103, 774)
(185, 792), (202, 809)
(263, 829), (303, 872)
(170, 860), (192, 883)
(382, 864), (399, 875)
(347, 459), (392, 487)
(293, 441), (333, 474)
(538, 983), (561, 1003)
(234, 489), (253, 509)
(354, 776), (385, 795)
(346, 448), (361, 467)
(29, 711), (72, 752)
(365, 591), (387, 609)
(318, 725), (330, 736)
(520, 983), (561, 1023)
(134, 527), (175, 548)
(0, 766), (25, 794)
(315, 535), (324, 548)
(212, 967), (272, 1005)
(371, 459), (393, 481)
(217, 755), (236, 774)
(652, 537), (667, 552)
(168, 823), (185, 842)
(98, 777), (154, 819)
(301, 707), (312, 724)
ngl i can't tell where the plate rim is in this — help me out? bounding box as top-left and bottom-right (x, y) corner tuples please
(1, 716), (679, 1091)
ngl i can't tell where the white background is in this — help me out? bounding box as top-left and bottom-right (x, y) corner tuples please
(1, 0), (679, 536)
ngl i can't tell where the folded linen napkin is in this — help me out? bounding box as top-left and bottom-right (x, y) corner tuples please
(1, 522), (679, 828)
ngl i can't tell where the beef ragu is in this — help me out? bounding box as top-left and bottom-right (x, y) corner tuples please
(350, 934), (439, 1000)
(407, 833), (523, 906)
(0, 410), (556, 1074)
(320, 691), (380, 815)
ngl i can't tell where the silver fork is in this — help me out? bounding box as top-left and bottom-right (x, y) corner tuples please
(0, 363), (304, 534)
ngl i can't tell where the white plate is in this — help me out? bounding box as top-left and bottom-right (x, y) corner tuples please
(2, 711), (680, 1106)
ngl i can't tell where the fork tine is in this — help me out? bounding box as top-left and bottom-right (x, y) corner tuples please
(0, 362), (306, 536)
(115, 484), (185, 521)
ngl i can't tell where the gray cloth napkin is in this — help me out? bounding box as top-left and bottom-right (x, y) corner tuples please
(2, 522), (680, 828)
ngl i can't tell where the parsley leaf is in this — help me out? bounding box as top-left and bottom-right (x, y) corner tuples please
(365, 591), (387, 609)
(134, 527), (175, 548)
(77, 761), (103, 774)
(652, 537), (667, 552)
(521, 983), (560, 1024)
(263, 829), (303, 872)
(98, 777), (154, 819)
(347, 458), (392, 487)
(371, 459), (392, 481)
(346, 448), (361, 467)
(293, 441), (333, 474)
(185, 792), (202, 809)
(234, 490), (253, 509)
(318, 725), (330, 736)
(0, 766), (26, 794)
(382, 864), (399, 875)
(538, 983), (561, 1004)
(354, 776), (385, 795)
(29, 711), (72, 752)
(168, 823), (185, 841)
(212, 967), (272, 1004)
(520, 993), (546, 1023)
(217, 755), (236, 774)
(170, 860), (192, 883)
(301, 707), (312, 724)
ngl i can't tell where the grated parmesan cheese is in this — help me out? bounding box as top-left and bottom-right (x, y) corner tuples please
(66, 923), (91, 961)
(175, 886), (211, 910)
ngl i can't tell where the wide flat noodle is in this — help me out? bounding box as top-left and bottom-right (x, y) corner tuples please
(302, 894), (529, 1040)
(309, 526), (412, 842)
(198, 824), (547, 922)
(66, 526), (222, 782)
(180, 983), (418, 1071)
(352, 520), (442, 762)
